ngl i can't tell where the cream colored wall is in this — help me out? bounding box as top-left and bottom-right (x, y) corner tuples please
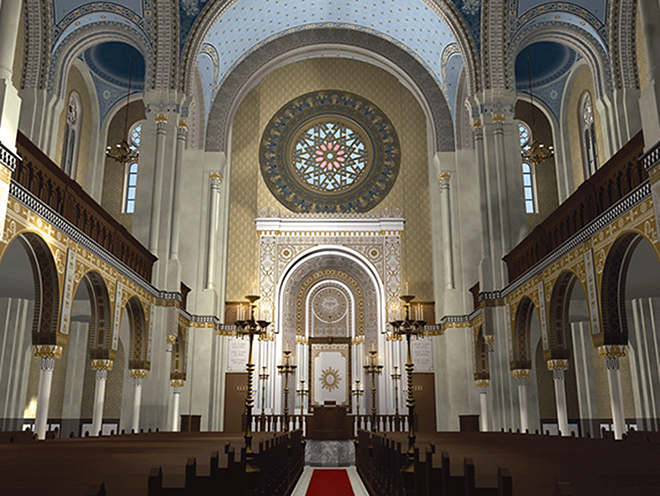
(636, 2), (649, 94)
(564, 63), (606, 191)
(226, 57), (432, 301)
(54, 65), (94, 188)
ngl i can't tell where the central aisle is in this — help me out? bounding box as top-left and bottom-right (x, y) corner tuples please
(291, 467), (369, 496)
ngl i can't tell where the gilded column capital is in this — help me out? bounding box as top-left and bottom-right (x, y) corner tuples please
(475, 379), (491, 388)
(546, 359), (569, 371)
(34, 345), (63, 359)
(512, 369), (531, 379)
(597, 345), (627, 359)
(171, 379), (185, 388)
(91, 359), (114, 371)
(130, 369), (149, 379)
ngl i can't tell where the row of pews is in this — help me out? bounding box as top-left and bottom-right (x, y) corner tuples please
(0, 429), (304, 495)
(356, 429), (660, 496)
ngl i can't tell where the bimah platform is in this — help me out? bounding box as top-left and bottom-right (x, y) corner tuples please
(306, 401), (352, 440)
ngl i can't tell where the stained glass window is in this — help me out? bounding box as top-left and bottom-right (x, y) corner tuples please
(124, 122), (142, 214)
(292, 122), (368, 192)
(519, 122), (536, 213)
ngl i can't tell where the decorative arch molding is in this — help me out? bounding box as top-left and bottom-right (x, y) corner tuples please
(608, 0), (639, 90)
(22, 0), (52, 90)
(302, 277), (360, 338)
(13, 232), (61, 346)
(277, 248), (384, 352)
(510, 296), (536, 370)
(125, 296), (149, 368)
(83, 271), (114, 361)
(546, 271), (579, 360)
(509, 23), (612, 99)
(49, 22), (152, 97)
(203, 28), (455, 154)
(181, 0), (480, 98)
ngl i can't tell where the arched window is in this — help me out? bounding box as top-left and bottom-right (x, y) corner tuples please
(62, 92), (81, 178)
(519, 121), (536, 213)
(123, 121), (142, 214)
(579, 91), (598, 178)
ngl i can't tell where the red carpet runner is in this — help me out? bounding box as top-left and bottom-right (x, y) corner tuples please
(305, 469), (355, 496)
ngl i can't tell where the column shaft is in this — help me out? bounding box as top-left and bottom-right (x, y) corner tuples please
(168, 125), (187, 260)
(34, 357), (55, 440)
(517, 378), (529, 433)
(149, 119), (167, 252)
(132, 377), (143, 433)
(552, 369), (569, 436)
(606, 357), (626, 440)
(205, 174), (222, 290)
(91, 369), (108, 436)
(171, 387), (181, 432)
(0, 0), (22, 80)
(439, 173), (455, 289)
(479, 386), (489, 432)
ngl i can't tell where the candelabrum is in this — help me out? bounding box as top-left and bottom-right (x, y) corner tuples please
(296, 380), (309, 417)
(364, 350), (383, 432)
(277, 351), (297, 432)
(259, 366), (269, 417)
(389, 295), (426, 484)
(235, 294), (269, 474)
(352, 380), (364, 415)
(391, 365), (402, 418)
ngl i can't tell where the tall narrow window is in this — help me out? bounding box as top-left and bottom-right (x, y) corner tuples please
(123, 121), (142, 214)
(62, 92), (81, 178)
(579, 91), (598, 178)
(519, 122), (536, 213)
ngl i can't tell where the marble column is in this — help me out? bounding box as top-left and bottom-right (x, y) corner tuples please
(548, 360), (569, 436)
(438, 172), (455, 289)
(171, 379), (184, 432)
(130, 369), (147, 433)
(91, 360), (113, 436)
(149, 115), (168, 253)
(600, 346), (627, 440)
(477, 380), (490, 432)
(34, 346), (62, 440)
(514, 369), (531, 433)
(638, 0), (660, 147)
(0, 0), (23, 150)
(205, 173), (222, 290)
(168, 122), (188, 261)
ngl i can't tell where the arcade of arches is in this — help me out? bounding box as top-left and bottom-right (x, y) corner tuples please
(1, 0), (660, 453)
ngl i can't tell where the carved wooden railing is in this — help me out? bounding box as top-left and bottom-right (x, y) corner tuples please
(250, 413), (409, 437)
(14, 132), (156, 281)
(504, 131), (646, 282)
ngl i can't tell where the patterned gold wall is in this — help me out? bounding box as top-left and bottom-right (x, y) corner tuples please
(565, 63), (606, 191)
(54, 65), (94, 189)
(101, 101), (145, 231)
(227, 58), (433, 301)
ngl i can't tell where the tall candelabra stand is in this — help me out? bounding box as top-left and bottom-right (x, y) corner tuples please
(259, 366), (269, 418)
(364, 350), (383, 432)
(277, 351), (297, 432)
(352, 380), (364, 415)
(389, 295), (426, 487)
(235, 294), (269, 475)
(296, 380), (309, 417)
(391, 365), (402, 418)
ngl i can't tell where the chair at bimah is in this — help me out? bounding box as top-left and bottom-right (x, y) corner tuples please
(306, 400), (352, 440)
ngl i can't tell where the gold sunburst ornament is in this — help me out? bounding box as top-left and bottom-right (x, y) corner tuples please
(320, 366), (341, 392)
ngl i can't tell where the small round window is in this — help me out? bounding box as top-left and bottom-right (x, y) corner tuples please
(260, 91), (400, 213)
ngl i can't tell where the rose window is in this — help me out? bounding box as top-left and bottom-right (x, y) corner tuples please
(293, 122), (367, 192)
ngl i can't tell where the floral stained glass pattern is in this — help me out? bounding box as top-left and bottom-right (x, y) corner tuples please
(293, 122), (367, 192)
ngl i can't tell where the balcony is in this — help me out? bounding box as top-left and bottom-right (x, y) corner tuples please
(14, 131), (156, 281)
(504, 131), (646, 282)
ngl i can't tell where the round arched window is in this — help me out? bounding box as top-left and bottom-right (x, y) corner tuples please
(260, 91), (400, 213)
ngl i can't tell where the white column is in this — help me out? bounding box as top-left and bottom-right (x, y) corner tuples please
(149, 116), (168, 253)
(514, 370), (531, 433)
(600, 346), (627, 440)
(34, 352), (58, 440)
(168, 122), (188, 261)
(477, 380), (489, 432)
(0, 0), (23, 150)
(91, 361), (112, 436)
(549, 360), (569, 436)
(171, 380), (183, 432)
(205, 173), (222, 290)
(130, 370), (147, 433)
(438, 172), (455, 289)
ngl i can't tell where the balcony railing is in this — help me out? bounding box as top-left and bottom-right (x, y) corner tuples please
(14, 132), (156, 281)
(504, 131), (646, 282)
